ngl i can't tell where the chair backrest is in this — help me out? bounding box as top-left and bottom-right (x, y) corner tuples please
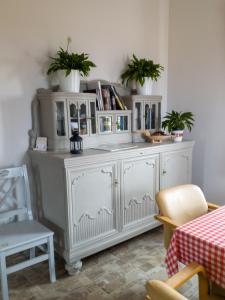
(0, 165), (33, 223)
(156, 184), (208, 248)
(146, 280), (188, 300)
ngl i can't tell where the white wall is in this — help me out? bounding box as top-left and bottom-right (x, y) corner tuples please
(168, 0), (225, 204)
(0, 0), (169, 166)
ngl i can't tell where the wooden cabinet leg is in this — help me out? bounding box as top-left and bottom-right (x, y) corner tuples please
(65, 260), (83, 275)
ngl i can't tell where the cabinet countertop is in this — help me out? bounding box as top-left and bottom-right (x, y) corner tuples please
(29, 140), (194, 167)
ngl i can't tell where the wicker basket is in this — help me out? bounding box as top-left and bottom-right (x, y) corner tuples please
(143, 132), (171, 144)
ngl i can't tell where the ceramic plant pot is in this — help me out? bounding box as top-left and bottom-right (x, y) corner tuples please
(136, 77), (153, 95)
(58, 69), (80, 92)
(172, 130), (184, 142)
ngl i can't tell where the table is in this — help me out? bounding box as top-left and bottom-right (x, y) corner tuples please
(166, 206), (225, 289)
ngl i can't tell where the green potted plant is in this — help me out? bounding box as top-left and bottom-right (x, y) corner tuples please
(47, 38), (96, 92)
(121, 54), (164, 95)
(162, 110), (194, 142)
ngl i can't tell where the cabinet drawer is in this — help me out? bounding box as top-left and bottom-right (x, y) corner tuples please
(67, 162), (119, 247)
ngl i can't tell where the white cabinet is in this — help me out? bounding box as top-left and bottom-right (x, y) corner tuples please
(30, 141), (194, 274)
(123, 95), (162, 132)
(38, 90), (97, 150)
(160, 149), (192, 189)
(37, 89), (132, 150)
(122, 155), (159, 228)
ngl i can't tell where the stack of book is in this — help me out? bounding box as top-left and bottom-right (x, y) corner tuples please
(84, 81), (127, 111)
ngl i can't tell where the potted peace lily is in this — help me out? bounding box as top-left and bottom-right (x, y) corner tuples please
(162, 111), (194, 142)
(121, 54), (164, 95)
(47, 38), (96, 92)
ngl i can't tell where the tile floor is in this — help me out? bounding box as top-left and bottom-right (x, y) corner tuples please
(5, 227), (166, 300)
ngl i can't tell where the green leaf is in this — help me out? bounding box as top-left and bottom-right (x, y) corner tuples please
(121, 54), (164, 86)
(162, 111), (194, 132)
(47, 42), (96, 77)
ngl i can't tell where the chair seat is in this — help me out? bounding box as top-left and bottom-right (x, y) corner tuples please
(0, 220), (53, 252)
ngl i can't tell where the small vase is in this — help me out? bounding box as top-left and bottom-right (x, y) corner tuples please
(172, 130), (184, 142)
(136, 77), (153, 95)
(58, 70), (80, 92)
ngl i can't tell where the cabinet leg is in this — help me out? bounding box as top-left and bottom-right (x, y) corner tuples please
(65, 260), (83, 275)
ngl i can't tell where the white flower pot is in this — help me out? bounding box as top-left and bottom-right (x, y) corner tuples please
(172, 130), (184, 142)
(58, 70), (80, 92)
(136, 77), (153, 95)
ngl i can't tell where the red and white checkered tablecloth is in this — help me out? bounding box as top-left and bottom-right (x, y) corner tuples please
(165, 205), (225, 289)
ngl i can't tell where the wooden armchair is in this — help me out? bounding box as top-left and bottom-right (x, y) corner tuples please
(145, 262), (222, 300)
(155, 184), (220, 249)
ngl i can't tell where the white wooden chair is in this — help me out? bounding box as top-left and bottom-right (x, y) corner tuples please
(0, 165), (56, 300)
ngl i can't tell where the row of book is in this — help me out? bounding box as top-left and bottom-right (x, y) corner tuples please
(84, 81), (127, 111)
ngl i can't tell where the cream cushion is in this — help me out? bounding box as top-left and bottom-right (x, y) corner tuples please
(156, 184), (208, 248)
(147, 280), (187, 300)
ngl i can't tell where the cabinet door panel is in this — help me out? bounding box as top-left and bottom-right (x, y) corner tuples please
(68, 163), (118, 246)
(78, 100), (88, 136)
(122, 155), (159, 227)
(160, 149), (192, 189)
(67, 100), (79, 137)
(133, 101), (143, 131)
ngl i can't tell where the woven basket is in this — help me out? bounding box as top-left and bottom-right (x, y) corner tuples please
(144, 134), (172, 144)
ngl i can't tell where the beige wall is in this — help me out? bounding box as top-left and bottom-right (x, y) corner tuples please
(0, 0), (169, 166)
(168, 0), (225, 204)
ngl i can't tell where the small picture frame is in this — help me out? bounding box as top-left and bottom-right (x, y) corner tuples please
(34, 137), (47, 151)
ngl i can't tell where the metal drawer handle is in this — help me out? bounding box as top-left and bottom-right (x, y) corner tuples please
(162, 170), (167, 175)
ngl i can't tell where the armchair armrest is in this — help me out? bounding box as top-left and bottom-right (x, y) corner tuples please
(165, 262), (206, 289)
(207, 202), (220, 210)
(155, 215), (179, 229)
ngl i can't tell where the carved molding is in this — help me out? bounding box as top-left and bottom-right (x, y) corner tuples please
(145, 162), (155, 168)
(124, 193), (154, 209)
(101, 169), (113, 176)
(123, 164), (133, 175)
(72, 173), (85, 185)
(165, 153), (189, 164)
(182, 154), (189, 161)
(74, 207), (113, 226)
(72, 169), (112, 186)
(124, 161), (155, 176)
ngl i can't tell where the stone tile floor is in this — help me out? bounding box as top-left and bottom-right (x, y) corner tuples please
(4, 227), (168, 300)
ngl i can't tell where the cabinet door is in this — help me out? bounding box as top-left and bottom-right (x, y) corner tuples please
(144, 102), (152, 130)
(115, 112), (130, 133)
(78, 100), (88, 136)
(67, 162), (119, 247)
(54, 100), (68, 138)
(133, 101), (143, 131)
(89, 100), (97, 135)
(121, 155), (159, 228)
(97, 114), (113, 134)
(67, 100), (79, 137)
(160, 149), (192, 189)
(144, 101), (161, 131)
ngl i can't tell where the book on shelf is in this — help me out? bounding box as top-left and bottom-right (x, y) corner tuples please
(83, 80), (127, 111)
(97, 81), (104, 110)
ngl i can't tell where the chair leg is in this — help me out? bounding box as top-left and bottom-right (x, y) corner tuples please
(47, 236), (56, 283)
(0, 255), (9, 300)
(30, 247), (35, 259)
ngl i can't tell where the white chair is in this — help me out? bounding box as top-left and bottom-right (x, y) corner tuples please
(0, 165), (56, 300)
